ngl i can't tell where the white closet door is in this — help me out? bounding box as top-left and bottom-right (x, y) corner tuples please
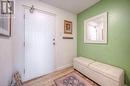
(24, 8), (56, 81)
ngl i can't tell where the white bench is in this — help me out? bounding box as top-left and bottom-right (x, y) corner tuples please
(73, 57), (124, 86)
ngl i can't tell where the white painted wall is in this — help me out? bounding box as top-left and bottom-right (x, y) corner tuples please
(13, 0), (77, 80)
(0, 37), (13, 86)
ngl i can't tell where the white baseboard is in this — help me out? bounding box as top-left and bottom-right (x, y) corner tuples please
(55, 64), (73, 71)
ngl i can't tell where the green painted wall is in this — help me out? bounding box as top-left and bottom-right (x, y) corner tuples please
(77, 0), (130, 85)
(128, 0), (130, 84)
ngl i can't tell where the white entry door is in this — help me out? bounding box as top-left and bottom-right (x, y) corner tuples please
(24, 8), (56, 81)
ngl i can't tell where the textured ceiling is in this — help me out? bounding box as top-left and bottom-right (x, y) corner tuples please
(40, 0), (100, 14)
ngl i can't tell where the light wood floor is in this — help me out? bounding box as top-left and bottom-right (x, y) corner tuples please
(23, 67), (99, 86)
(23, 67), (74, 86)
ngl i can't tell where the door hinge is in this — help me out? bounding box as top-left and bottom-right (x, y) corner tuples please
(24, 69), (25, 75)
(24, 41), (25, 47)
(24, 14), (25, 19)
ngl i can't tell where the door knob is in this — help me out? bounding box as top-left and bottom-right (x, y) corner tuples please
(53, 38), (55, 41)
(53, 42), (55, 45)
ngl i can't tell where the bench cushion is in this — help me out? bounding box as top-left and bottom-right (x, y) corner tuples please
(74, 57), (95, 66)
(89, 62), (124, 82)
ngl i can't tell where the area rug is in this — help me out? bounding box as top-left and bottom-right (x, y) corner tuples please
(54, 71), (99, 86)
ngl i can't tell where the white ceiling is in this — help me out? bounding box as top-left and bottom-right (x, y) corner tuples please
(40, 0), (100, 14)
